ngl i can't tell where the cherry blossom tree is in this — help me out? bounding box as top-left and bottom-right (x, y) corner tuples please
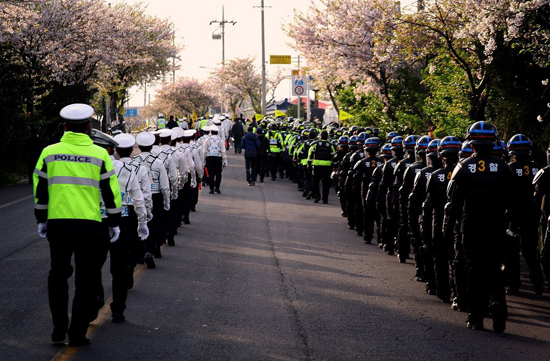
(155, 78), (214, 117)
(209, 56), (286, 114)
(286, 0), (403, 121)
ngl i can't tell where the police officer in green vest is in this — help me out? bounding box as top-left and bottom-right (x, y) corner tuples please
(33, 103), (122, 346)
(157, 113), (166, 129)
(308, 130), (336, 203)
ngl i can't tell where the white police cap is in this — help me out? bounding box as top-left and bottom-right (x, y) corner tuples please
(60, 103), (94, 124)
(90, 129), (118, 147)
(136, 132), (156, 147)
(210, 125), (219, 132)
(213, 119), (221, 125)
(203, 125), (211, 132)
(171, 127), (184, 140)
(159, 129), (172, 138)
(114, 133), (135, 148)
(183, 130), (195, 137)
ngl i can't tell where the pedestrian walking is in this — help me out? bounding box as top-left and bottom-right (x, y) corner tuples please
(242, 126), (260, 185)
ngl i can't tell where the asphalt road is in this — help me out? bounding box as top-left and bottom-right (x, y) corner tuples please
(1, 151), (549, 361)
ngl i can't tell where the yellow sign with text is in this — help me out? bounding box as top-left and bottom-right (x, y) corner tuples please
(270, 55), (291, 64)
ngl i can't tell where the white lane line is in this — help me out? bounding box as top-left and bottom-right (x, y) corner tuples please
(0, 195), (33, 210)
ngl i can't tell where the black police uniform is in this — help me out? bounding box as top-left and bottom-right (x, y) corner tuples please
(346, 148), (365, 233)
(380, 154), (403, 254)
(393, 155), (415, 261)
(366, 161), (385, 246)
(409, 162), (440, 288)
(447, 151), (514, 329)
(354, 153), (383, 243)
(507, 159), (544, 294)
(426, 164), (456, 302)
(310, 139), (336, 203)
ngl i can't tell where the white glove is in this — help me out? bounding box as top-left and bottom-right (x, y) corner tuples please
(190, 178), (197, 188)
(37, 223), (47, 238)
(223, 161), (227, 168)
(172, 191), (178, 200)
(146, 211), (153, 222)
(137, 222), (149, 240)
(164, 199), (170, 211)
(109, 226), (120, 243)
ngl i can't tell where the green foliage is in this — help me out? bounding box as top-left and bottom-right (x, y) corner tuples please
(421, 56), (471, 139)
(285, 102), (306, 119)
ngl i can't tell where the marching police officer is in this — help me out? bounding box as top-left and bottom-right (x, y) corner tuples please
(425, 136), (461, 303)
(394, 135), (419, 262)
(402, 135), (430, 272)
(33, 103), (122, 346)
(203, 125), (227, 193)
(507, 134), (544, 295)
(133, 132), (170, 269)
(353, 137), (382, 243)
(446, 121), (514, 333)
(409, 139), (441, 288)
(308, 130), (336, 203)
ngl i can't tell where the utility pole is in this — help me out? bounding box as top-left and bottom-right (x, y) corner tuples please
(210, 6), (236, 66)
(255, 1), (270, 115)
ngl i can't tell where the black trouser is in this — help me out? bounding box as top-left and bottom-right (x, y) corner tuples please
(180, 178), (193, 219)
(97, 212), (139, 316)
(47, 224), (101, 340)
(397, 200), (410, 258)
(206, 156), (223, 190)
(506, 220), (544, 289)
(346, 182), (355, 228)
(234, 137), (243, 153)
(312, 166), (331, 202)
(268, 153), (281, 179)
(257, 155), (267, 181)
(338, 177), (347, 213)
(364, 203), (378, 243)
(296, 164), (304, 189)
(303, 165), (312, 196)
(167, 197), (179, 238)
(409, 210), (424, 276)
(433, 215), (451, 299)
(452, 229), (468, 309)
(191, 174), (199, 208)
(353, 187), (364, 233)
(145, 193), (163, 255)
(463, 222), (506, 323)
(245, 156), (257, 183)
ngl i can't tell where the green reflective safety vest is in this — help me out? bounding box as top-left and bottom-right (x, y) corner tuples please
(157, 118), (166, 129)
(33, 132), (122, 223)
(308, 140), (336, 166)
(200, 118), (208, 129)
(268, 131), (283, 153)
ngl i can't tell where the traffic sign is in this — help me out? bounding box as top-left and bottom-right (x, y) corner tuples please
(292, 70), (307, 96)
(270, 55), (291, 64)
(124, 108), (138, 117)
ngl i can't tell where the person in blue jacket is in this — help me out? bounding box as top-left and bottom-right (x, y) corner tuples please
(241, 126), (261, 185)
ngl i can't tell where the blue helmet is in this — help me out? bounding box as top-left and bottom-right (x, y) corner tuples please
(387, 131), (399, 142)
(403, 135), (419, 151)
(365, 137), (380, 151)
(338, 135), (349, 146)
(416, 135), (432, 155)
(507, 134), (531, 155)
(467, 121), (497, 145)
(357, 132), (368, 145)
(460, 141), (473, 158)
(491, 139), (506, 157)
(390, 136), (404, 150)
(438, 136), (462, 156)
(349, 135), (358, 148)
(381, 143), (392, 158)
(427, 139), (441, 157)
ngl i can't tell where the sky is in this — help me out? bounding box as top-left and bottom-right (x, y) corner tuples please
(123, 0), (417, 107)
